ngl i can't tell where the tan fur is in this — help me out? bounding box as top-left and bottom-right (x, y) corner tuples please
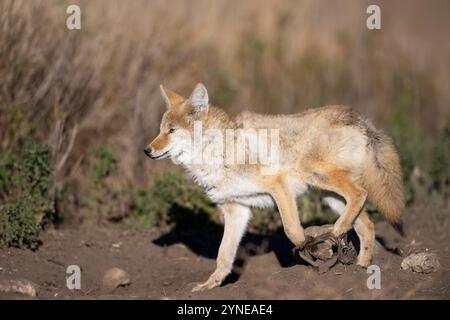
(364, 135), (405, 226)
(146, 84), (405, 291)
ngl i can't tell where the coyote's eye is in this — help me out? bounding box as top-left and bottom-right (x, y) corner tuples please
(168, 128), (175, 134)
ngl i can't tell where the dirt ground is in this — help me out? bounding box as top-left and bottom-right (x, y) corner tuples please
(0, 204), (449, 300)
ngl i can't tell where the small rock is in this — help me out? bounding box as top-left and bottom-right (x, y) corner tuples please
(401, 252), (440, 273)
(102, 267), (131, 289)
(0, 279), (38, 297)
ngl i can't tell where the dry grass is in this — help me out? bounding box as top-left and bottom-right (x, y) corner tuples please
(0, 0), (449, 224)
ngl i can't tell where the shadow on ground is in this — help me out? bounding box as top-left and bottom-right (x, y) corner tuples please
(152, 204), (369, 285)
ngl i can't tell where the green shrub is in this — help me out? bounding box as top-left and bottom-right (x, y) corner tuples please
(0, 142), (54, 249)
(297, 190), (337, 225)
(83, 144), (124, 221)
(89, 145), (119, 188)
(127, 188), (159, 228)
(126, 170), (218, 229)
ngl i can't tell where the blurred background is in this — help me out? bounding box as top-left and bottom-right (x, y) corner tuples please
(0, 0), (449, 249)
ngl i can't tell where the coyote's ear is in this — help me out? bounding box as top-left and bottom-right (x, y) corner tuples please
(159, 85), (185, 108)
(189, 83), (209, 113)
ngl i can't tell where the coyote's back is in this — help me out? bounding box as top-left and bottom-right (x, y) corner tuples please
(238, 105), (405, 228)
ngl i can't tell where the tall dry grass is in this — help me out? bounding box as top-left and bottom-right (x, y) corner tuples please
(0, 0), (449, 225)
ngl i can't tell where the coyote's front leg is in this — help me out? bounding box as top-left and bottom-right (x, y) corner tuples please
(192, 203), (251, 292)
(270, 180), (305, 247)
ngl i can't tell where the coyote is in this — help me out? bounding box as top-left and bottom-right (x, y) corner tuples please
(144, 83), (404, 292)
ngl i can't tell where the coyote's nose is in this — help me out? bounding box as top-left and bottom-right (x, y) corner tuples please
(144, 148), (152, 157)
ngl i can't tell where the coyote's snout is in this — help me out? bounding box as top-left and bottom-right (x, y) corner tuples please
(145, 83), (405, 292)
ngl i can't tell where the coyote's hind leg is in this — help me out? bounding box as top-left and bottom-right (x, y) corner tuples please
(323, 194), (375, 267)
(306, 164), (367, 237)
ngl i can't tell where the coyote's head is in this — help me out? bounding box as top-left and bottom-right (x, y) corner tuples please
(144, 83), (209, 161)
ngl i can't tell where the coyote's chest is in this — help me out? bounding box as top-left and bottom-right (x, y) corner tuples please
(207, 176), (275, 208)
(185, 165), (275, 208)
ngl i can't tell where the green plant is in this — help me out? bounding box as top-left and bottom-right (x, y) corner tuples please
(0, 142), (54, 249)
(128, 188), (158, 227)
(126, 170), (218, 229)
(89, 144), (119, 188)
(83, 144), (123, 221)
(297, 190), (337, 225)
(249, 208), (280, 236)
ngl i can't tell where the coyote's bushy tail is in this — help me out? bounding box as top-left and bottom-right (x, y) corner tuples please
(364, 133), (405, 234)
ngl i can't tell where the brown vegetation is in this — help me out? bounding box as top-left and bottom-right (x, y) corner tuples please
(0, 0), (449, 242)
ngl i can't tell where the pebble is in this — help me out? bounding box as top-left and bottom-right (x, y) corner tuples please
(0, 279), (38, 297)
(401, 252), (440, 273)
(102, 267), (131, 289)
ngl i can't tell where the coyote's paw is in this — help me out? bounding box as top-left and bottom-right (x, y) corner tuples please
(192, 278), (222, 292)
(356, 256), (371, 268)
(191, 270), (227, 292)
(332, 220), (349, 237)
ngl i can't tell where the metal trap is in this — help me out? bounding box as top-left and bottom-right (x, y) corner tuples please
(294, 225), (357, 274)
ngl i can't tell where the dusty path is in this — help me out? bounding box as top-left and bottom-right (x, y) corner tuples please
(0, 205), (449, 299)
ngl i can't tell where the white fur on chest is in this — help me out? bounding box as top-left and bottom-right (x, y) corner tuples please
(207, 175), (273, 207)
(181, 159), (308, 209)
(186, 166), (274, 208)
